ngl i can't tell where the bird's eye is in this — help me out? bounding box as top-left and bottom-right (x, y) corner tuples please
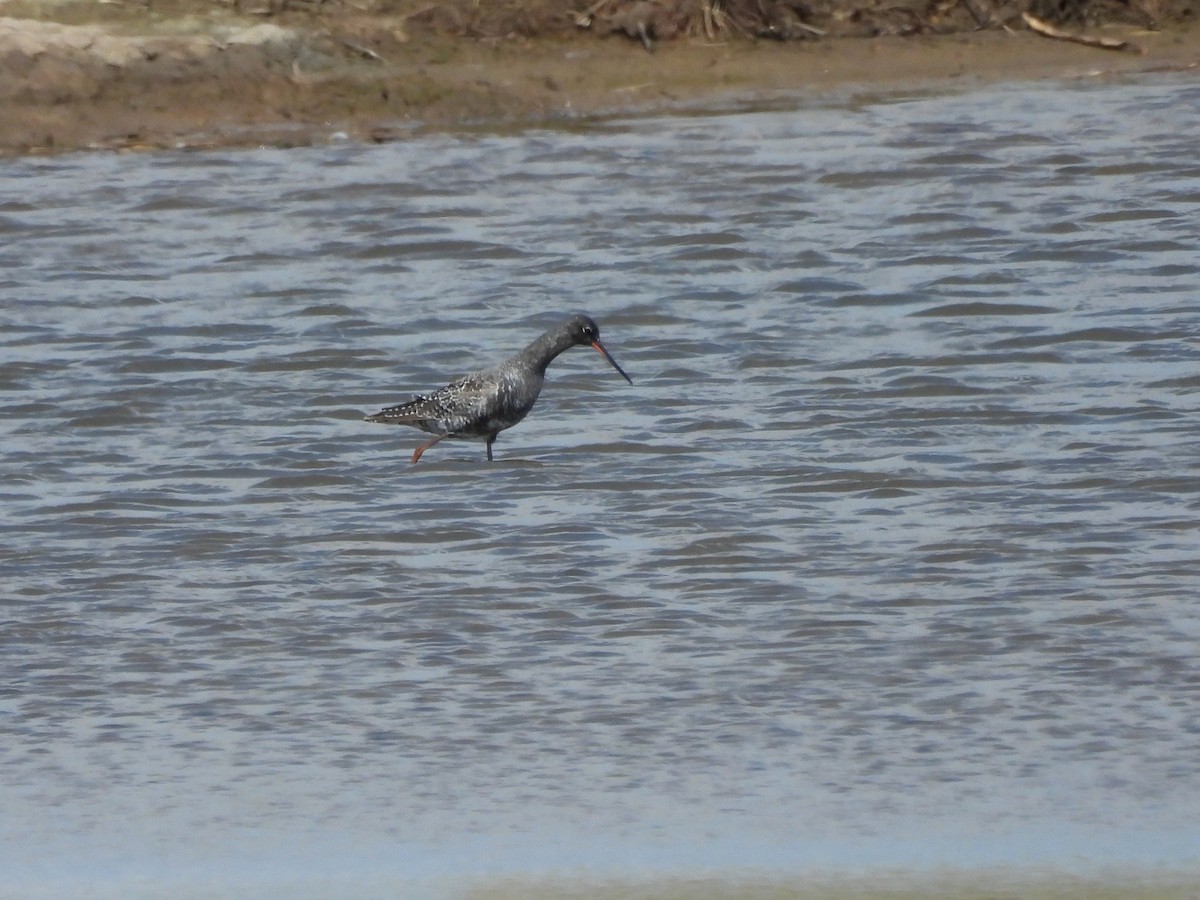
(582, 325), (595, 337)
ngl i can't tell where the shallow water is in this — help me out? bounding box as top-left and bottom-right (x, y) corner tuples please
(2, 73), (1199, 897)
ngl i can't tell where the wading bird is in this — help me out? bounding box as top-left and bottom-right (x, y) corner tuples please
(364, 314), (633, 463)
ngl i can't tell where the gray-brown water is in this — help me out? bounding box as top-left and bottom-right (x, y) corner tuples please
(2, 75), (1199, 897)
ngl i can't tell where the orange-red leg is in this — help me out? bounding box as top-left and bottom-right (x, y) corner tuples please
(412, 433), (448, 464)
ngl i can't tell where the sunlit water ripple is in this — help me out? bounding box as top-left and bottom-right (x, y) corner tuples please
(2, 74), (1199, 896)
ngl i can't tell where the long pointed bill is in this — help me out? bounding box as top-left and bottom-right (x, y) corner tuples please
(592, 340), (633, 384)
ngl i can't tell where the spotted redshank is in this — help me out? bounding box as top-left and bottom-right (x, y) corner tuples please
(365, 314), (633, 463)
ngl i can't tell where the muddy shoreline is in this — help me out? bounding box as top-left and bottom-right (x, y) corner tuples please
(2, 8), (1198, 156)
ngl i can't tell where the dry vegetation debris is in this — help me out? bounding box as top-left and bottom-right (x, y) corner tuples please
(280, 0), (1192, 42)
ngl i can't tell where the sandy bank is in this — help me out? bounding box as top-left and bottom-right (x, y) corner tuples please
(1, 7), (1198, 155)
(463, 869), (1200, 899)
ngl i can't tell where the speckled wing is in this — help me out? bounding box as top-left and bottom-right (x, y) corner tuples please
(365, 374), (491, 436)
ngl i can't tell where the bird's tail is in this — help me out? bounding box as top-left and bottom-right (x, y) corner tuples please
(364, 396), (437, 424)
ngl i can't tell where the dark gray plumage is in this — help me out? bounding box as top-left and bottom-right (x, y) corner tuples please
(365, 314), (632, 463)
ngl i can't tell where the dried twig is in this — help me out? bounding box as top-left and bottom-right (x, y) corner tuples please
(959, 0), (992, 28)
(701, 0), (721, 39)
(1022, 12), (1142, 52)
(573, 0), (610, 28)
(340, 38), (386, 61)
(399, 3), (436, 23)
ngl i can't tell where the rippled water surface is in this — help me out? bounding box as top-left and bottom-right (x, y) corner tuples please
(3, 74), (1200, 896)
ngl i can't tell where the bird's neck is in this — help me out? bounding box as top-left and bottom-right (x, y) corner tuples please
(515, 328), (575, 375)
